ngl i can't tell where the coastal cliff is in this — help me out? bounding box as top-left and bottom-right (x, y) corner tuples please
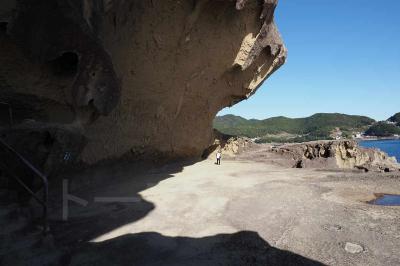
(0, 0), (286, 171)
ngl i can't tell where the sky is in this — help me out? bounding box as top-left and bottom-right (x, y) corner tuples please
(219, 0), (400, 121)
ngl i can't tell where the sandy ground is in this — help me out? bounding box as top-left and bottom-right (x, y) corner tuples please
(4, 146), (400, 265)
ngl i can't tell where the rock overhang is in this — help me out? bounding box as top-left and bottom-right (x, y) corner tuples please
(0, 0), (286, 170)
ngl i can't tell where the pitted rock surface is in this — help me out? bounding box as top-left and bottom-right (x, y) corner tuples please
(0, 0), (286, 167)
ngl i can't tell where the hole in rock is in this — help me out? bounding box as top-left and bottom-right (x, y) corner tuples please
(50, 52), (79, 76)
(384, 167), (390, 173)
(367, 193), (400, 206)
(294, 160), (303, 168)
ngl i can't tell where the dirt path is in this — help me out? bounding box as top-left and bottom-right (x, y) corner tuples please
(5, 148), (399, 265)
(42, 150), (398, 266)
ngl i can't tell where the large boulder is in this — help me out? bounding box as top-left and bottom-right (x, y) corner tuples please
(0, 0), (286, 168)
(272, 140), (400, 172)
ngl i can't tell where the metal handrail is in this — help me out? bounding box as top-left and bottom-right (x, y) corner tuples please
(0, 137), (48, 234)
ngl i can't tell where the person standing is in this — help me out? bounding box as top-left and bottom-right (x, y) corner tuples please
(216, 151), (221, 165)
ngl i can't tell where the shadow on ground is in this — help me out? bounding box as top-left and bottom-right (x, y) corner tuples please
(47, 159), (197, 245)
(19, 159), (325, 265)
(63, 231), (325, 266)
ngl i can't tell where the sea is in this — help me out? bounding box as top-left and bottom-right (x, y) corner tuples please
(358, 139), (400, 162)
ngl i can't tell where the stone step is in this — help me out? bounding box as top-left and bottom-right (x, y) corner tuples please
(0, 235), (60, 266)
(0, 229), (42, 257)
(0, 187), (55, 265)
(0, 207), (54, 264)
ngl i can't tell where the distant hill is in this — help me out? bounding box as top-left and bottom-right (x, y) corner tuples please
(214, 113), (375, 143)
(365, 113), (400, 137)
(363, 112), (400, 137)
(388, 112), (400, 124)
(365, 121), (400, 137)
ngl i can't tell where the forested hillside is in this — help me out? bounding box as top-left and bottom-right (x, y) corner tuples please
(214, 113), (375, 142)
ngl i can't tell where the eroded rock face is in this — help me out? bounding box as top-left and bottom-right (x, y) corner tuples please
(202, 130), (253, 159)
(272, 140), (400, 172)
(0, 0), (286, 168)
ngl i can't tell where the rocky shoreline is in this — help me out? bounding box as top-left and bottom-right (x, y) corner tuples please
(270, 140), (400, 172)
(216, 137), (400, 172)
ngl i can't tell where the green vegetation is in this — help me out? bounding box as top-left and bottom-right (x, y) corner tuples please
(361, 112), (400, 137)
(388, 112), (400, 124)
(214, 113), (375, 143)
(364, 122), (400, 137)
